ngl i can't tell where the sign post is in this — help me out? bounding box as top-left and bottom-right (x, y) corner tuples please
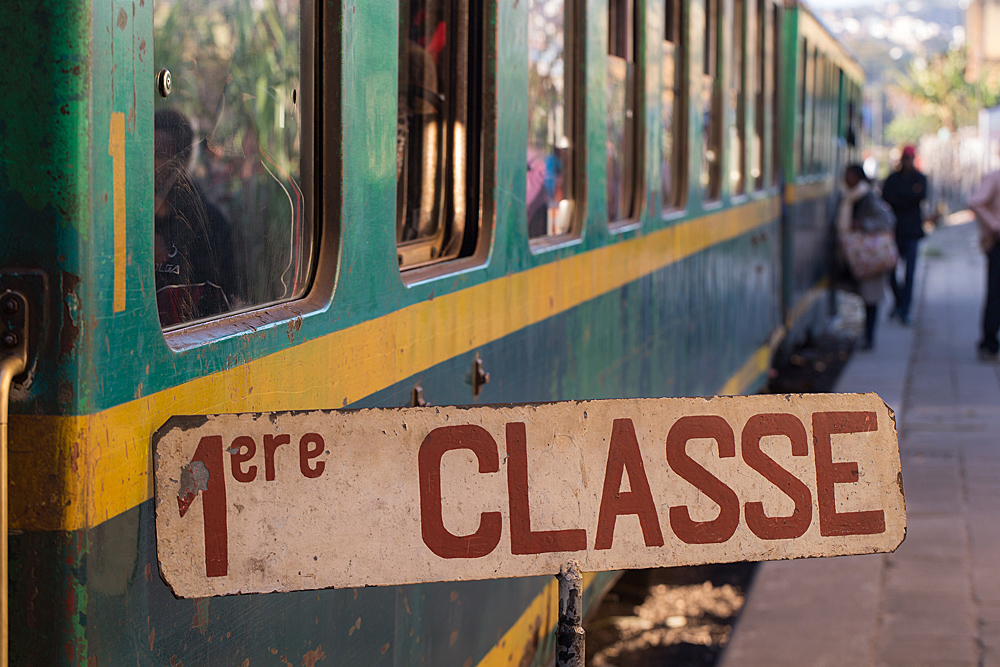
(154, 393), (905, 599)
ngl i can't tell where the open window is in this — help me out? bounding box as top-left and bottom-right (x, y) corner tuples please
(701, 0), (722, 201)
(607, 0), (643, 224)
(661, 0), (688, 213)
(153, 0), (314, 330)
(751, 0), (768, 191)
(396, 0), (485, 270)
(527, 0), (578, 241)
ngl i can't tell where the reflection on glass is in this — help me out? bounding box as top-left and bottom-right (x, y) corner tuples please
(607, 0), (636, 223)
(751, 0), (766, 190)
(528, 0), (573, 239)
(153, 0), (309, 329)
(661, 0), (685, 212)
(701, 0), (722, 200)
(397, 0), (472, 268)
(729, 0), (745, 195)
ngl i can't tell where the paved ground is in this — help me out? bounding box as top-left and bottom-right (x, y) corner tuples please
(720, 221), (1000, 667)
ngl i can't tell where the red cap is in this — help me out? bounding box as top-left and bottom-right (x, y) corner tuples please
(902, 146), (916, 159)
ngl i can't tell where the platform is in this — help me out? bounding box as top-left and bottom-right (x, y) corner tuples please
(720, 220), (1000, 667)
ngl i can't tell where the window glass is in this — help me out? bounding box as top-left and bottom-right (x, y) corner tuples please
(153, 0), (311, 329)
(608, 0), (640, 222)
(729, 0), (746, 195)
(812, 54), (825, 174)
(800, 41), (813, 176)
(528, 0), (575, 239)
(751, 0), (766, 190)
(397, 0), (482, 268)
(771, 1), (781, 185)
(701, 0), (722, 201)
(661, 0), (687, 212)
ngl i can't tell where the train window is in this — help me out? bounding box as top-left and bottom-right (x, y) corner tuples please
(729, 0), (746, 196)
(397, 0), (484, 268)
(608, 0), (642, 223)
(153, 0), (312, 330)
(812, 54), (826, 174)
(528, 0), (576, 239)
(800, 41), (814, 176)
(751, 0), (767, 191)
(771, 1), (781, 185)
(661, 0), (687, 213)
(701, 0), (723, 201)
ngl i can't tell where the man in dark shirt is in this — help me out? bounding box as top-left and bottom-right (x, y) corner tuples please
(882, 145), (928, 324)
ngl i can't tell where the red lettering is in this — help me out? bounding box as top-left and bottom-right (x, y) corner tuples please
(741, 414), (812, 540)
(506, 422), (587, 555)
(418, 425), (503, 559)
(813, 411), (885, 536)
(299, 433), (326, 479)
(177, 435), (228, 578)
(229, 435), (257, 483)
(595, 419), (664, 549)
(666, 416), (740, 544)
(264, 434), (290, 481)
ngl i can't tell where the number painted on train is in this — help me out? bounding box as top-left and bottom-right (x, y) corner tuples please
(153, 393), (906, 598)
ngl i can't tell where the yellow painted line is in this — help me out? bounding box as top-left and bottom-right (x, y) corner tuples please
(785, 278), (831, 330)
(9, 197), (779, 532)
(109, 112), (127, 313)
(476, 573), (597, 667)
(785, 180), (833, 205)
(719, 341), (775, 396)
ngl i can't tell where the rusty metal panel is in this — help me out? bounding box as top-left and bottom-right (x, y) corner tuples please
(154, 393), (905, 598)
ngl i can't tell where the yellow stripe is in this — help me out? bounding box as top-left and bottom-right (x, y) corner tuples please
(109, 112), (127, 313)
(785, 180), (833, 205)
(475, 573), (597, 667)
(10, 198), (779, 532)
(785, 278), (831, 330)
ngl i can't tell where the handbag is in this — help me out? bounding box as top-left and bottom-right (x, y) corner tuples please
(840, 230), (899, 281)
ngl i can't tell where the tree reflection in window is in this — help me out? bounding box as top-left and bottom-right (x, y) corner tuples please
(153, 0), (311, 329)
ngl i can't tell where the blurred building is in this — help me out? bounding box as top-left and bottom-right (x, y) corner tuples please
(967, 0), (1000, 81)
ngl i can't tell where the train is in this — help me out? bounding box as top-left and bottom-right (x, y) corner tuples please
(0, 0), (863, 664)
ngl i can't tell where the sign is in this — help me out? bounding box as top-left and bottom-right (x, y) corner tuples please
(154, 393), (905, 598)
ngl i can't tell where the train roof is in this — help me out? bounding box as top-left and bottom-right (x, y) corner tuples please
(788, 0), (867, 84)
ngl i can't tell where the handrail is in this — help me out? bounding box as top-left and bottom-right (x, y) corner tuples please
(0, 355), (24, 667)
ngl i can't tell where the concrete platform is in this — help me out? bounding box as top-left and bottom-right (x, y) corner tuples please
(720, 221), (1000, 667)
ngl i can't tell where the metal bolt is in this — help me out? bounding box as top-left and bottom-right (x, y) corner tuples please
(2, 332), (18, 349)
(156, 68), (172, 98)
(1, 297), (17, 315)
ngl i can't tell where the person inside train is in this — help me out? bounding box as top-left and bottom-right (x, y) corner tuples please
(153, 108), (236, 327)
(881, 145), (927, 325)
(837, 164), (896, 351)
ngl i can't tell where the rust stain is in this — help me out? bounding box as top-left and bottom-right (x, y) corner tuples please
(191, 598), (210, 634)
(348, 617), (361, 636)
(116, 7), (127, 29)
(449, 591), (458, 602)
(380, 643), (390, 655)
(240, 660), (249, 667)
(301, 645), (327, 666)
(144, 563), (152, 581)
(148, 627), (155, 651)
(463, 659), (473, 667)
(449, 630), (459, 647)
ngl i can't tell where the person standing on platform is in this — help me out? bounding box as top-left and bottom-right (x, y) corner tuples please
(881, 145), (927, 325)
(968, 168), (1000, 361)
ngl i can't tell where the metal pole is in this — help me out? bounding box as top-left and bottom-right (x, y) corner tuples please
(556, 561), (585, 667)
(0, 291), (29, 667)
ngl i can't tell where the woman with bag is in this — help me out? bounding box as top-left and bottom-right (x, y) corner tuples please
(836, 164), (899, 350)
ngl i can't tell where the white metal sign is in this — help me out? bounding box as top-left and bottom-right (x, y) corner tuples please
(154, 393), (905, 598)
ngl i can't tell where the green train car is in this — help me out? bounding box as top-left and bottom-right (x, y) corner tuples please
(0, 0), (862, 664)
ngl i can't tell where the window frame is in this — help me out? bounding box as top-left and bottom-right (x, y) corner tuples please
(607, 0), (647, 229)
(527, 0), (586, 251)
(701, 0), (724, 203)
(661, 0), (689, 216)
(160, 0), (335, 350)
(396, 0), (497, 283)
